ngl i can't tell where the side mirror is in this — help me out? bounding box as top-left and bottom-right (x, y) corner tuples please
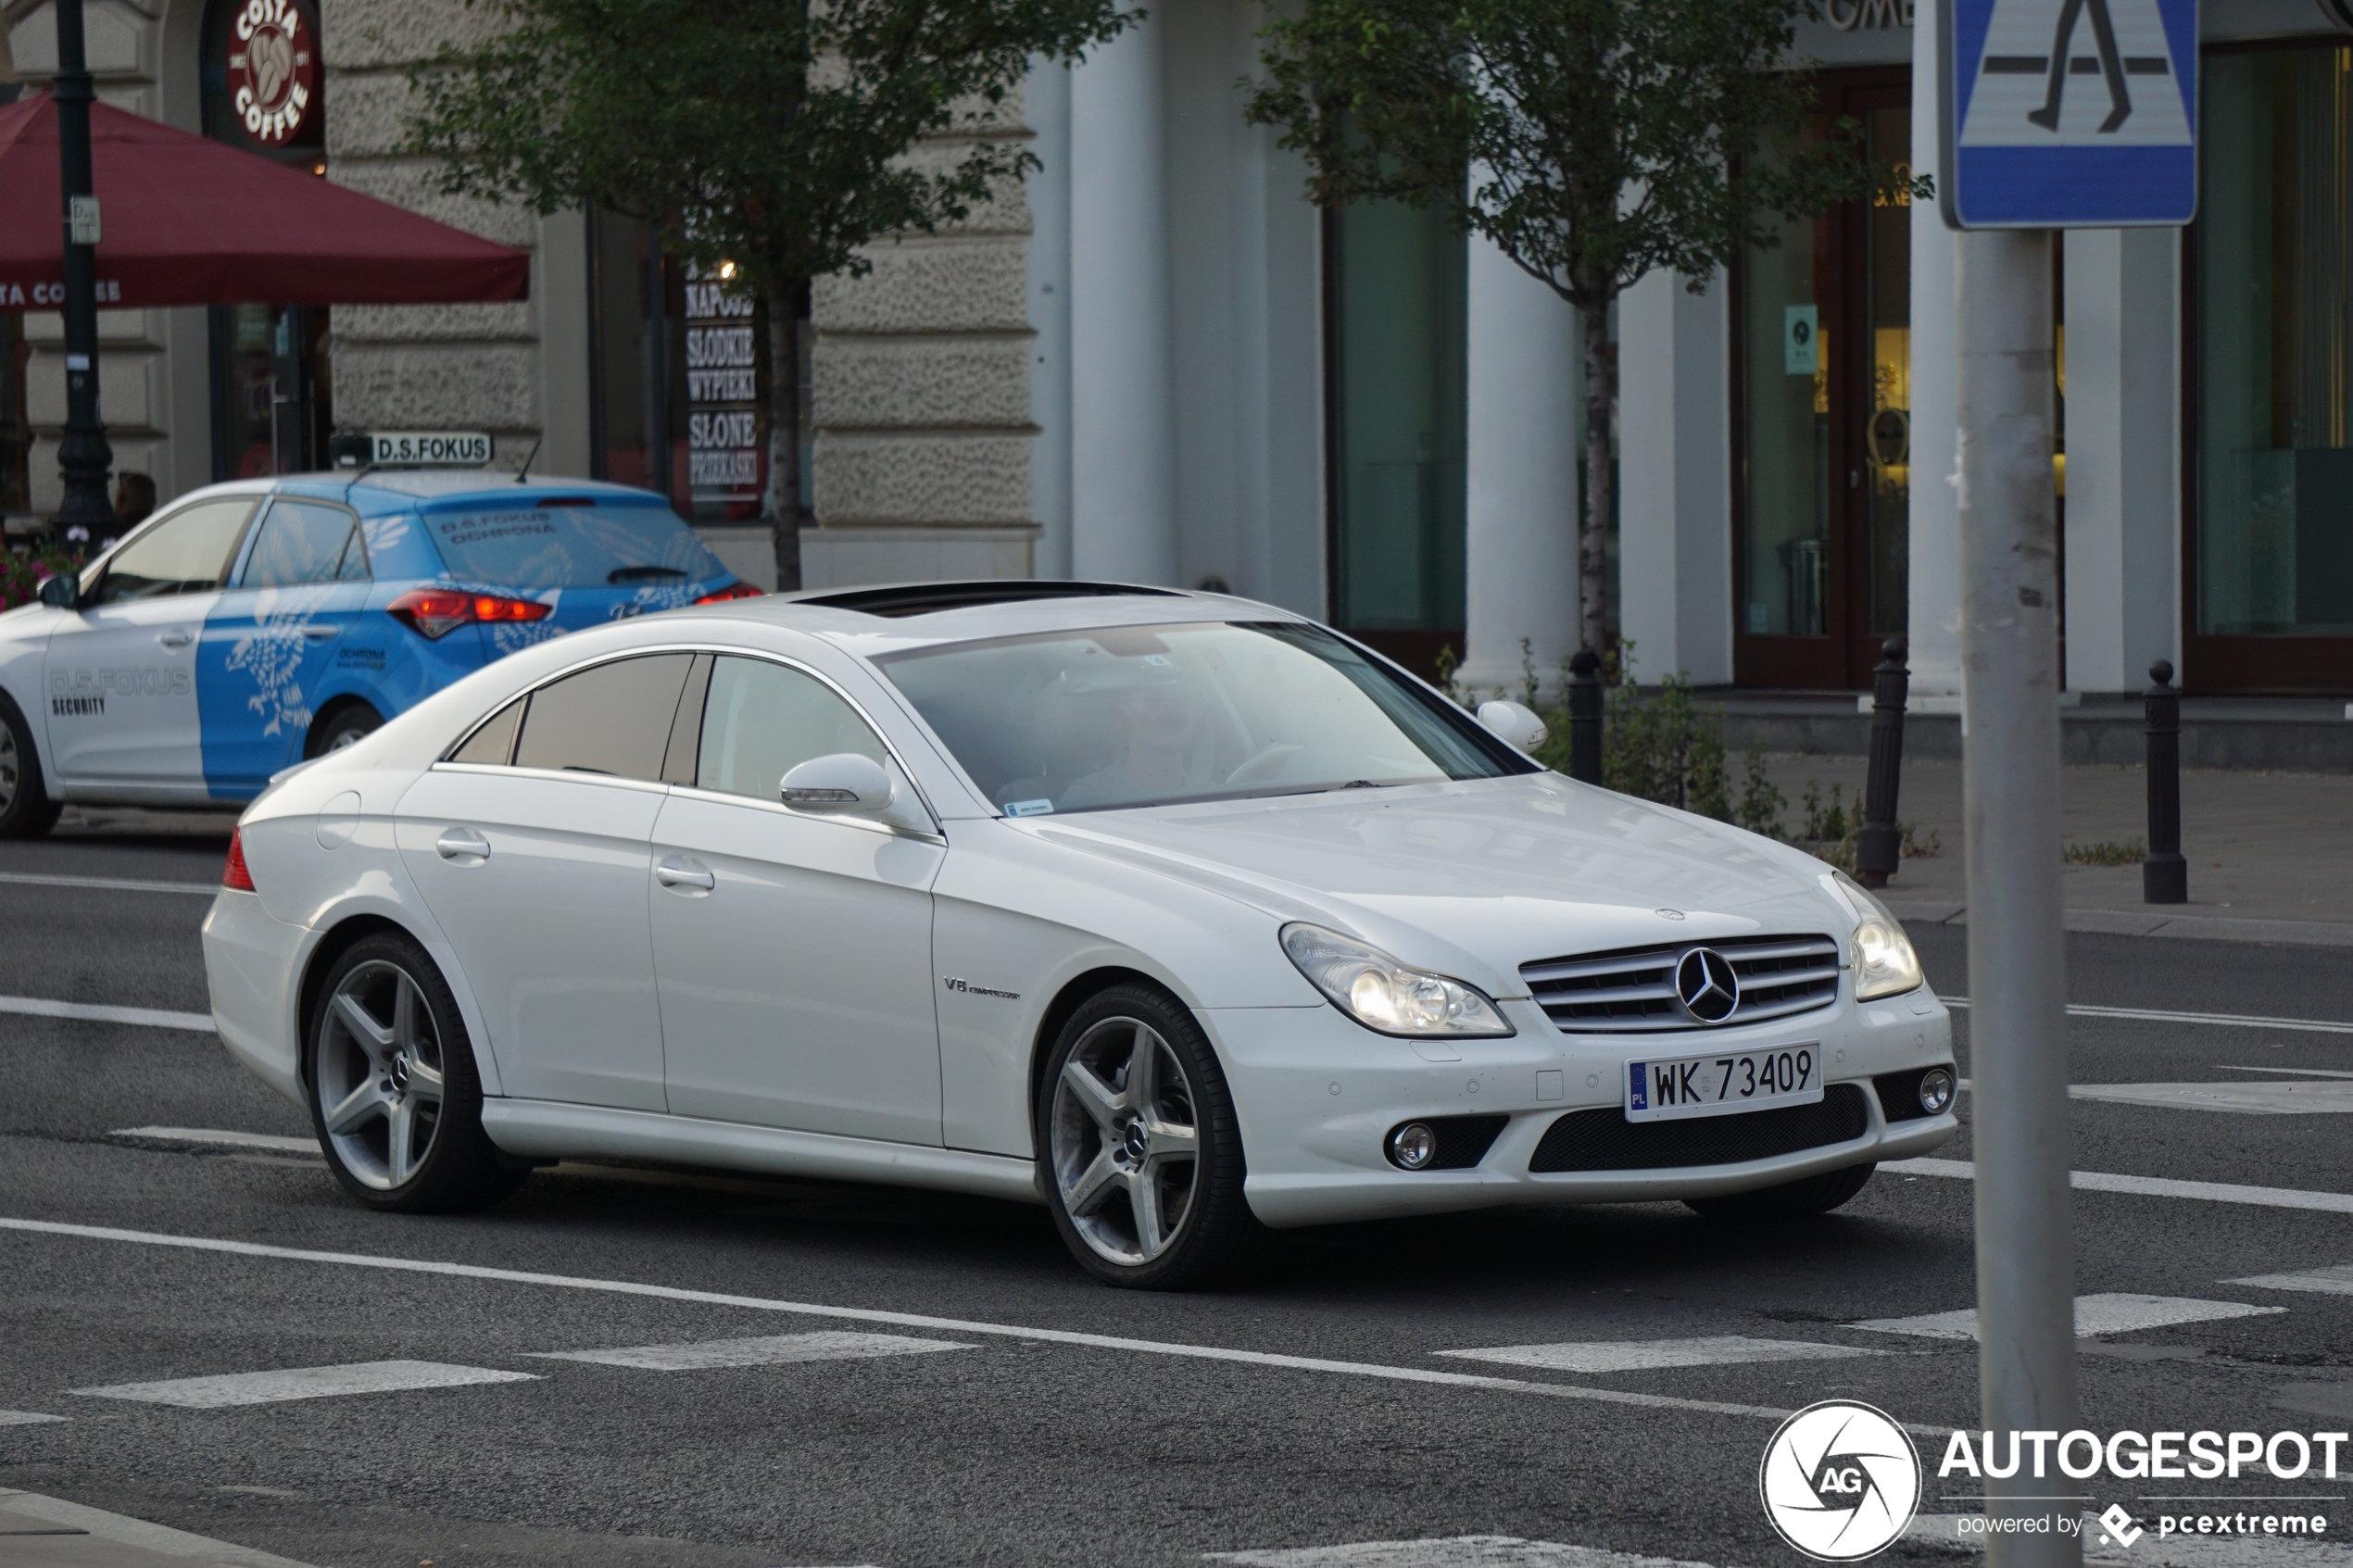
(780, 753), (895, 815)
(1476, 698), (1548, 754)
(37, 572), (79, 609)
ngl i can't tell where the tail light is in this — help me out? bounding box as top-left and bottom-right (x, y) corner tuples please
(695, 582), (763, 605)
(387, 588), (554, 640)
(222, 826), (256, 892)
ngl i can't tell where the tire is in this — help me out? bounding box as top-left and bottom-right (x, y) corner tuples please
(1685, 1162), (1875, 1223)
(0, 692), (60, 840)
(307, 702), (384, 759)
(1038, 983), (1257, 1289)
(306, 932), (524, 1213)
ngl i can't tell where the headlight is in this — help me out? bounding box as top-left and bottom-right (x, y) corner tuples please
(1836, 874), (1924, 1000)
(1279, 923), (1514, 1038)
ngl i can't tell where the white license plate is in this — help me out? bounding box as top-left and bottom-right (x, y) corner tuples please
(1624, 1047), (1822, 1123)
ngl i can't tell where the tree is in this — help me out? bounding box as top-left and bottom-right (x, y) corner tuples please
(1245, 0), (1916, 659)
(403, 0), (1135, 590)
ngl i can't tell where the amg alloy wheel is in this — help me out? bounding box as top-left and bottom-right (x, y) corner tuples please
(1039, 985), (1255, 1289)
(0, 695), (59, 839)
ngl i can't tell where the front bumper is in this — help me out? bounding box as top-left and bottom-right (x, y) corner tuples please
(1202, 988), (1957, 1228)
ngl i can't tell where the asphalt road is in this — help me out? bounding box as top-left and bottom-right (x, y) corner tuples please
(6, 820), (2353, 1568)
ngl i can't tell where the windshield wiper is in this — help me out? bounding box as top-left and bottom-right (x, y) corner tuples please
(607, 565), (687, 583)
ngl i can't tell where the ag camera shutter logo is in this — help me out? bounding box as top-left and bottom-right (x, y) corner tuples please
(1759, 1399), (1923, 1561)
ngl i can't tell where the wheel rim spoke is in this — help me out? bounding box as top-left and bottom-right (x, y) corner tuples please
(323, 1079), (386, 1135)
(386, 1099), (416, 1185)
(1145, 1119), (1198, 1164)
(404, 1055), (444, 1098)
(1063, 1147), (1120, 1216)
(1127, 1169), (1165, 1259)
(1125, 1026), (1161, 1107)
(332, 990), (396, 1063)
(1060, 1058), (1127, 1132)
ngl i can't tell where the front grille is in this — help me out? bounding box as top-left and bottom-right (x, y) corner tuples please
(1528, 1084), (1869, 1173)
(1390, 1113), (1509, 1170)
(1520, 933), (1843, 1034)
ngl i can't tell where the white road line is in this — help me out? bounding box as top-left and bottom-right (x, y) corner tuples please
(1853, 1294), (2284, 1341)
(72, 1360), (540, 1409)
(2222, 1066), (2353, 1079)
(0, 1411), (65, 1426)
(1432, 1336), (1889, 1374)
(0, 996), (214, 1032)
(0, 871), (218, 897)
(0, 1490), (322, 1568)
(1205, 1537), (1716, 1567)
(111, 1127), (317, 1154)
(1884, 1157), (2353, 1214)
(2069, 1081), (2353, 1114)
(0, 1216), (1806, 1424)
(2227, 1263), (2353, 1297)
(1940, 997), (2353, 1035)
(531, 1331), (971, 1371)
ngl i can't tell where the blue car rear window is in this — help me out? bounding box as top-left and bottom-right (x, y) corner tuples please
(423, 505), (726, 591)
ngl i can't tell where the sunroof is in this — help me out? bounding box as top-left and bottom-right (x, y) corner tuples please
(797, 581), (1185, 619)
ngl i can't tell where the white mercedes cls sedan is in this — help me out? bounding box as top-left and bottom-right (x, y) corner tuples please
(201, 581), (1957, 1288)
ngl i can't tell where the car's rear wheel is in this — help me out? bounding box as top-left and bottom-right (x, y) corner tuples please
(307, 702), (384, 759)
(307, 932), (523, 1212)
(1039, 985), (1256, 1289)
(0, 694), (60, 840)
(1685, 1162), (1875, 1223)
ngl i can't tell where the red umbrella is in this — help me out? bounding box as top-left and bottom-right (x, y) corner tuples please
(0, 91), (529, 308)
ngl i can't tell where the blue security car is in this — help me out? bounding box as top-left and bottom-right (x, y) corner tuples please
(0, 470), (755, 836)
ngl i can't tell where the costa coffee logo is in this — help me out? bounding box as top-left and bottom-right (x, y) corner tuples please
(228, 0), (316, 144)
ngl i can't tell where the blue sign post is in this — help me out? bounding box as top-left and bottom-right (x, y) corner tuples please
(1939, 0), (2198, 227)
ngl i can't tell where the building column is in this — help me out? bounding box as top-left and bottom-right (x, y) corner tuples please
(1906, 14), (1965, 702)
(1461, 234), (1579, 696)
(1617, 270), (1732, 685)
(2061, 228), (2179, 693)
(1069, 12), (1177, 584)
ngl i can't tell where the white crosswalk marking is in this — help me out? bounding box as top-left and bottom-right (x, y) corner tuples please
(1885, 1156), (2353, 1214)
(530, 1331), (971, 1370)
(0, 871), (217, 897)
(1854, 1293), (2284, 1340)
(111, 1127), (318, 1153)
(0, 1411), (65, 1425)
(2069, 1081), (2353, 1113)
(1433, 1336), (1888, 1374)
(0, 995), (215, 1032)
(73, 1360), (540, 1408)
(1205, 1538), (1715, 1567)
(2227, 1262), (2353, 1297)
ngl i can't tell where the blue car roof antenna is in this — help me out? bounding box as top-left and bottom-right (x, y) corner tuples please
(511, 433), (544, 484)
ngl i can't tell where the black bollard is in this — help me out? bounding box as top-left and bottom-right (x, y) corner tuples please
(1855, 637), (1910, 889)
(1568, 648), (1603, 785)
(2144, 659), (2187, 904)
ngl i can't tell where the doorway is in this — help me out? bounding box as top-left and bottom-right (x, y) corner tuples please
(1732, 73), (1913, 689)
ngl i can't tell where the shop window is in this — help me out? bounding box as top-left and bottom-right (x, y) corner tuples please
(201, 0), (330, 480)
(1323, 199), (1468, 676)
(587, 211), (810, 522)
(2195, 44), (2353, 652)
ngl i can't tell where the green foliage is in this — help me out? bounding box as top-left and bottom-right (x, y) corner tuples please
(2064, 837), (2145, 867)
(1, 544), (85, 614)
(404, 0), (1133, 299)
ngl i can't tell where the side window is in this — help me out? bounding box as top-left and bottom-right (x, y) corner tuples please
(696, 656), (888, 801)
(241, 499), (361, 588)
(449, 696), (524, 765)
(89, 499), (257, 605)
(512, 655), (694, 782)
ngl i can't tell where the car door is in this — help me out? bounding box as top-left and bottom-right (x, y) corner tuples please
(395, 651), (695, 1112)
(200, 495), (373, 795)
(42, 495), (259, 793)
(652, 652), (946, 1145)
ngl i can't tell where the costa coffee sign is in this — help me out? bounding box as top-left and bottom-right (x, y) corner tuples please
(227, 0), (317, 144)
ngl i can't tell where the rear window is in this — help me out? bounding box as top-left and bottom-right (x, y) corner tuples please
(422, 504), (726, 591)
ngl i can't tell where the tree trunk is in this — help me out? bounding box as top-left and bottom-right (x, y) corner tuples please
(762, 278), (807, 593)
(1579, 290), (1616, 662)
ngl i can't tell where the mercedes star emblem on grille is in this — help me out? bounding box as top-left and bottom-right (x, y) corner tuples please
(1674, 947), (1741, 1023)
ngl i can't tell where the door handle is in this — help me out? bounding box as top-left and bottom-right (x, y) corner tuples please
(157, 629), (193, 649)
(435, 828), (492, 862)
(303, 624), (342, 640)
(654, 858), (715, 892)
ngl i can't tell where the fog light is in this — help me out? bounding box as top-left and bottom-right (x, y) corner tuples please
(1918, 1067), (1956, 1116)
(1388, 1123), (1437, 1170)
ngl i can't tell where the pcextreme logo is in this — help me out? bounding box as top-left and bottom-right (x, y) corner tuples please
(1759, 1400), (1924, 1561)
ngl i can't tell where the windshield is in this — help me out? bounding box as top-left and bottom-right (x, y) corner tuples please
(876, 621), (1529, 815)
(422, 505), (726, 591)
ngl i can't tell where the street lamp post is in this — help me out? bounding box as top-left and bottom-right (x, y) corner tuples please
(50, 0), (114, 542)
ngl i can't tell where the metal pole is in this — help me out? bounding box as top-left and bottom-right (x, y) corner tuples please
(50, 0), (114, 541)
(2143, 659), (2186, 904)
(1567, 647), (1603, 785)
(1957, 226), (2080, 1567)
(1855, 636), (1910, 889)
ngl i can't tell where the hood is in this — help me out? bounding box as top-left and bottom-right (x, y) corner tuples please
(1022, 774), (1854, 999)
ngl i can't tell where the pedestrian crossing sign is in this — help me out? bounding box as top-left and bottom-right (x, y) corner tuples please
(1939, 0), (2197, 228)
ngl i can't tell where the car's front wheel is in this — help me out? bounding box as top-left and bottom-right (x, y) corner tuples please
(0, 694), (61, 840)
(307, 932), (523, 1212)
(1685, 1162), (1875, 1223)
(1038, 984), (1256, 1289)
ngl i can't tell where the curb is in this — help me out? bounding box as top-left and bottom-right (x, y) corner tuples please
(0, 1490), (319, 1568)
(1883, 900), (2353, 950)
